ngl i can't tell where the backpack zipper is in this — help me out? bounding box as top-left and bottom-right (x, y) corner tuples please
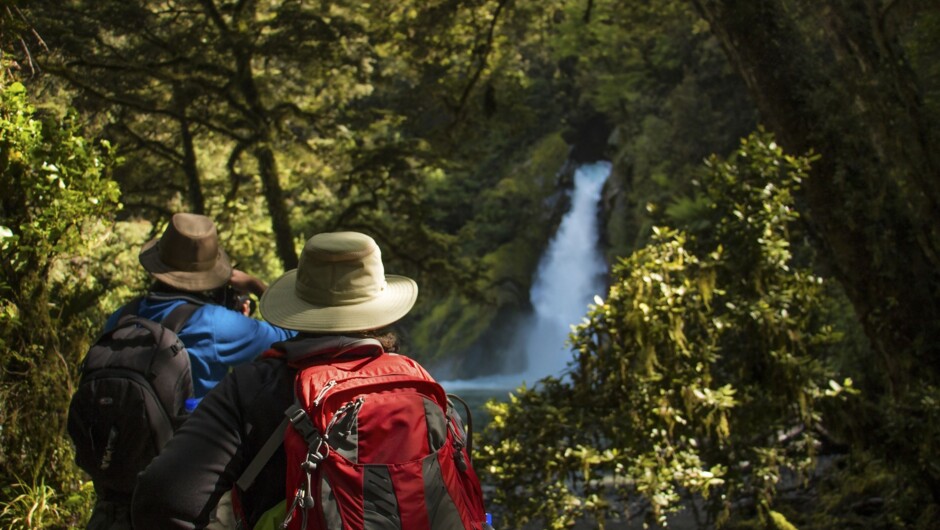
(306, 380), (365, 441)
(312, 380), (337, 406)
(313, 373), (440, 404)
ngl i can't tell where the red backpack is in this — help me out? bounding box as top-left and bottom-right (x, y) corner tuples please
(237, 337), (488, 530)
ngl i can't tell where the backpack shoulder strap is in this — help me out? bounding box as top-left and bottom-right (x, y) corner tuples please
(160, 302), (200, 334)
(237, 387), (330, 492)
(115, 296), (145, 324)
(115, 293), (203, 331)
(236, 414), (290, 491)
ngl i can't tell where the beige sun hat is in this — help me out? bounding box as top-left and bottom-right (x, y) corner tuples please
(138, 213), (233, 292)
(259, 232), (418, 333)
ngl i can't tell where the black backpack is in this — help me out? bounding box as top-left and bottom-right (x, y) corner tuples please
(67, 297), (200, 496)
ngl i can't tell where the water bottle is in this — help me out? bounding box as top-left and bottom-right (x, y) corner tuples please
(483, 512), (495, 530)
(185, 397), (201, 413)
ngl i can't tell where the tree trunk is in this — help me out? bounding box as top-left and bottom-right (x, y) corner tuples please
(254, 144), (298, 269)
(175, 85), (205, 215)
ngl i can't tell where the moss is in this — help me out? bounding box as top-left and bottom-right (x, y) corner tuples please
(411, 294), (498, 363)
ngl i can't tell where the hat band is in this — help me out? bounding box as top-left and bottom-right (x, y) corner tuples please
(296, 280), (388, 307)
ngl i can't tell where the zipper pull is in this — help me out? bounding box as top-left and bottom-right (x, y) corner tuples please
(312, 380), (337, 406)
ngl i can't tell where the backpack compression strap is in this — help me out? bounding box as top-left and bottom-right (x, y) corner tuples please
(448, 393), (474, 458)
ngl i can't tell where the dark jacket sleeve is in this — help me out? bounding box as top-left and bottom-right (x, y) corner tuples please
(132, 358), (293, 529)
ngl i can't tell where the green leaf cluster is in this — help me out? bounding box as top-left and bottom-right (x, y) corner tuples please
(479, 131), (849, 528)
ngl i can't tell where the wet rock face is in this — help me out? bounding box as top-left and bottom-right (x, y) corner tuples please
(563, 111), (613, 165)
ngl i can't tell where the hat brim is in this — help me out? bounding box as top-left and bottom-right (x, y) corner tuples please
(259, 270), (418, 333)
(139, 238), (233, 292)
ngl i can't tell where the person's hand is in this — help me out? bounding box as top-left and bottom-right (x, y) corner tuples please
(229, 268), (267, 297)
(236, 296), (253, 316)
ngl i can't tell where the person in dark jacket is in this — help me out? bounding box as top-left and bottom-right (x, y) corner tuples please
(132, 231), (421, 529)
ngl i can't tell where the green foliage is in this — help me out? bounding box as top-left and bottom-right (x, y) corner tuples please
(872, 381), (940, 528)
(410, 294), (498, 366)
(480, 131), (851, 527)
(551, 0), (757, 260)
(0, 480), (94, 530)
(684, 2), (940, 525)
(0, 80), (120, 527)
(457, 132), (570, 284)
(0, 83), (119, 280)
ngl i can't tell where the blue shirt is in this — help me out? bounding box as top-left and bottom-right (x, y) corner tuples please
(105, 297), (296, 398)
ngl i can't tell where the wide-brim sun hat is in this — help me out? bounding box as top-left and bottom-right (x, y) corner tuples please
(139, 212), (233, 292)
(260, 232), (418, 333)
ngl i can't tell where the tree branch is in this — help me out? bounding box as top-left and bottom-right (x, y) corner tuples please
(453, 0), (510, 120)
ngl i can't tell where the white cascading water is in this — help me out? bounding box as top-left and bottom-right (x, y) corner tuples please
(516, 161), (610, 382)
(441, 162), (611, 391)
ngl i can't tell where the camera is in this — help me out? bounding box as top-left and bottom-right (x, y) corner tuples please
(223, 285), (257, 316)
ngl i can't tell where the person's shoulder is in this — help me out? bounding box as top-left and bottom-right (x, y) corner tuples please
(192, 303), (253, 325)
(196, 304), (281, 328)
(230, 354), (291, 383)
(191, 302), (227, 315)
(226, 355), (294, 410)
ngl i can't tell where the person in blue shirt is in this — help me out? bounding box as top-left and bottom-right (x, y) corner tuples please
(104, 212), (296, 400)
(86, 213), (295, 530)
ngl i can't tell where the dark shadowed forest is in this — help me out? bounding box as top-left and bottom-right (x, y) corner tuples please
(1, 1), (939, 528)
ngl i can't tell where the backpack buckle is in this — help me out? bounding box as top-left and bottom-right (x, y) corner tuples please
(286, 403), (323, 451)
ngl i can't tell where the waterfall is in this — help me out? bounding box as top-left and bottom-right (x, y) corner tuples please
(441, 162), (611, 391)
(516, 161), (610, 381)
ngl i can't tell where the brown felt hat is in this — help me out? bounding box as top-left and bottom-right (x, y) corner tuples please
(138, 213), (233, 291)
(259, 232), (417, 333)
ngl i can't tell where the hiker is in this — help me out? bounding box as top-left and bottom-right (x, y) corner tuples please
(74, 212), (296, 530)
(105, 212), (296, 399)
(132, 231), (489, 530)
